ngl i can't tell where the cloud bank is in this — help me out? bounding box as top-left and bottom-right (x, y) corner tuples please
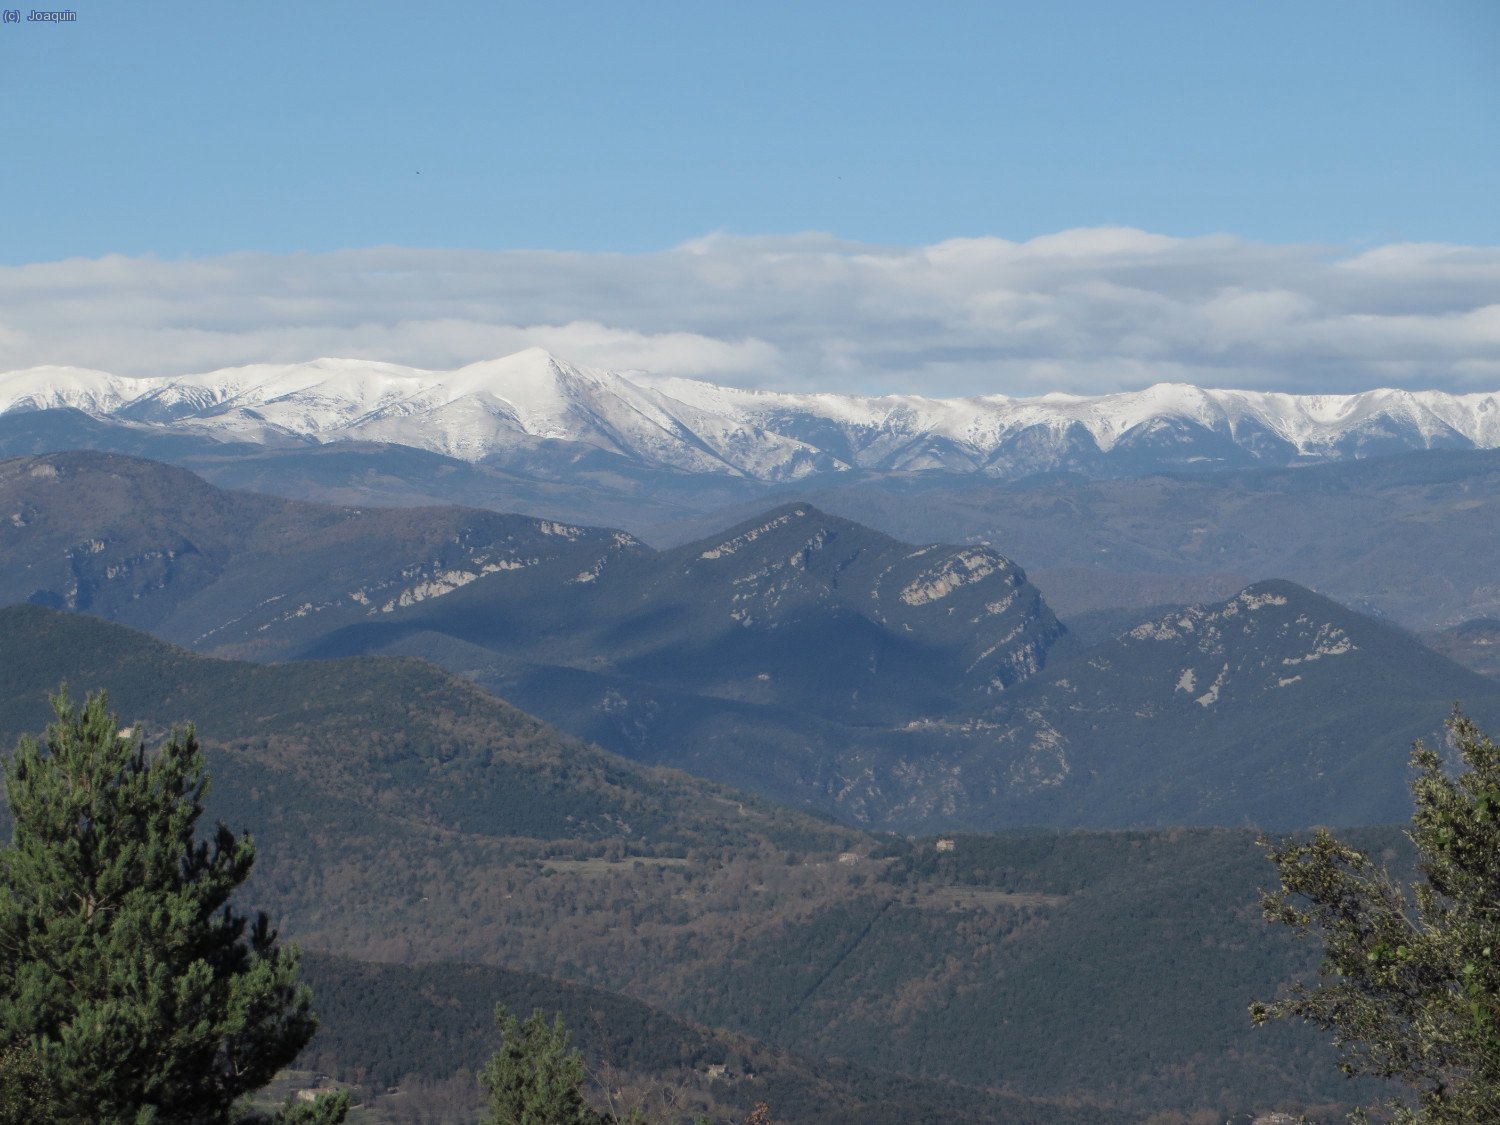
(4, 229), (1499, 396)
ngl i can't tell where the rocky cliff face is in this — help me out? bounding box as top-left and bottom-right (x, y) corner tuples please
(0, 450), (637, 656)
(7, 451), (1498, 833)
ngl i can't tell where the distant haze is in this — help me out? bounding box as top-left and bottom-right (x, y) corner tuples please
(3, 229), (1499, 398)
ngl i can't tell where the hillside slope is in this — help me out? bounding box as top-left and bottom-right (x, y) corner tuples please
(765, 448), (1500, 631)
(300, 953), (1126, 1124)
(0, 606), (1388, 1119)
(965, 581), (1500, 827)
(0, 450), (638, 657)
(0, 604), (852, 856)
(303, 560), (1497, 830)
(4, 454), (1491, 830)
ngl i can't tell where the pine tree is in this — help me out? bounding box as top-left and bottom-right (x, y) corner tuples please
(1252, 710), (1500, 1123)
(480, 1004), (607, 1125)
(0, 689), (346, 1124)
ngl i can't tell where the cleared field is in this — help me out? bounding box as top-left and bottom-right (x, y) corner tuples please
(912, 887), (1068, 912)
(539, 856), (695, 876)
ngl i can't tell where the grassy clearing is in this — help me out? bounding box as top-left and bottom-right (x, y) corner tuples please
(540, 856), (695, 876)
(912, 887), (1067, 912)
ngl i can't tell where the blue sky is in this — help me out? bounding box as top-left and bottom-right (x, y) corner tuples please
(5, 0), (1497, 259)
(2, 1), (1498, 395)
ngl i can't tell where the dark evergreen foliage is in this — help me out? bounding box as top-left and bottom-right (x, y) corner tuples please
(0, 690), (343, 1124)
(296, 954), (1121, 1123)
(480, 1005), (607, 1125)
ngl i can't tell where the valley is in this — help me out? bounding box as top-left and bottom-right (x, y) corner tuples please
(7, 8), (1490, 1119)
(0, 607), (1396, 1120)
(0, 441), (1489, 1121)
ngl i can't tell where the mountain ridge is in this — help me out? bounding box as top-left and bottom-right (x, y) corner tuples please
(0, 449), (640, 655)
(0, 604), (1366, 1120)
(4, 451), (1494, 829)
(8, 349), (1500, 481)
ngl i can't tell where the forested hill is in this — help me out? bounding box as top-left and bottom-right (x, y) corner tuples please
(0, 603), (854, 855)
(0, 604), (1399, 1119)
(298, 952), (1130, 1124)
(0, 449), (641, 658)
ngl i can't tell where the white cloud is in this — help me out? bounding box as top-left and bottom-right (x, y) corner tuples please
(2, 230), (1499, 395)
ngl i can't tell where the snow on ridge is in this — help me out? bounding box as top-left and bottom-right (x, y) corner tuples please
(639, 374), (1500, 457)
(7, 351), (1500, 478)
(0, 366), (156, 415)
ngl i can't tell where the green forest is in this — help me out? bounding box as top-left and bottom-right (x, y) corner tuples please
(1, 605), (1494, 1122)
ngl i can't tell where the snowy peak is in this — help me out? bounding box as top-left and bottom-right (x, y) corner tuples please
(6, 352), (1500, 481)
(0, 366), (154, 416)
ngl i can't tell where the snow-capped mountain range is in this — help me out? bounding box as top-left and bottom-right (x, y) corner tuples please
(5, 347), (1500, 481)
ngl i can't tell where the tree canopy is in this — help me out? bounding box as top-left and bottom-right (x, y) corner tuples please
(481, 1004), (608, 1125)
(1252, 710), (1500, 1123)
(0, 689), (345, 1124)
